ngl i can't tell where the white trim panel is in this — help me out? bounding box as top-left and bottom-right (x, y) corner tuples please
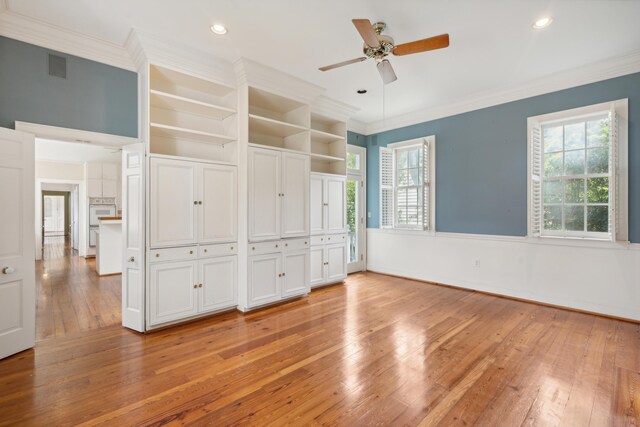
(367, 228), (640, 320)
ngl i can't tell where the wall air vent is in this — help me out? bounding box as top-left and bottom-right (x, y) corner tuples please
(48, 54), (67, 79)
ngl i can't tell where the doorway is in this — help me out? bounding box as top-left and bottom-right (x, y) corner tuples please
(41, 189), (76, 259)
(347, 145), (366, 273)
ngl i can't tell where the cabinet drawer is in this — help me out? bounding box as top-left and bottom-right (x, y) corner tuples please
(248, 240), (283, 256)
(325, 234), (347, 244)
(148, 246), (198, 262)
(310, 235), (326, 246)
(282, 237), (310, 251)
(199, 243), (237, 258)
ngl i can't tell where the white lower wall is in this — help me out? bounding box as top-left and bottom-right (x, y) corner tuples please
(367, 229), (640, 320)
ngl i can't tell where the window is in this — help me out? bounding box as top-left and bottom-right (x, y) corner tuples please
(528, 99), (628, 241)
(380, 136), (435, 230)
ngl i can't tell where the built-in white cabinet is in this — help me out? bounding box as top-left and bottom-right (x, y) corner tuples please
(148, 244), (238, 327)
(149, 157), (237, 248)
(247, 238), (310, 308)
(309, 234), (347, 288)
(310, 173), (346, 235)
(248, 147), (309, 242)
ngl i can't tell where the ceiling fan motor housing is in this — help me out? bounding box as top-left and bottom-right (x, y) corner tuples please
(363, 22), (394, 59)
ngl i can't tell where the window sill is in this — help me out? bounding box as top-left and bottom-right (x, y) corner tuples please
(527, 235), (633, 250)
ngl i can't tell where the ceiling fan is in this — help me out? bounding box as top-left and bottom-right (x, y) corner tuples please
(319, 19), (450, 84)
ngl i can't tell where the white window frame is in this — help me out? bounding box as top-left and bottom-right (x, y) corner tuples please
(379, 136), (436, 231)
(527, 99), (629, 242)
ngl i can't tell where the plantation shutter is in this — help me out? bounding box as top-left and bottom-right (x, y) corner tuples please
(608, 105), (618, 241)
(380, 147), (394, 228)
(530, 122), (542, 236)
(422, 139), (430, 230)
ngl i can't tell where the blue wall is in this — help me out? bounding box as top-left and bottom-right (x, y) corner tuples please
(0, 36), (138, 137)
(363, 72), (640, 243)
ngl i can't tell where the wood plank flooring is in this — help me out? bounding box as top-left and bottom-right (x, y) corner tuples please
(2, 271), (639, 426)
(36, 243), (121, 341)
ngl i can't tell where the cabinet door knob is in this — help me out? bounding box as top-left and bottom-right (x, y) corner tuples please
(252, 247), (255, 250)
(189, 250), (193, 254)
(198, 201), (202, 205)
(156, 253), (160, 257)
(2, 266), (14, 274)
(194, 201), (198, 205)
(231, 246), (234, 250)
(193, 284), (198, 289)
(282, 272), (286, 277)
(328, 237), (331, 241)
(199, 283), (203, 288)
(323, 203), (328, 206)
(204, 249), (207, 253)
(128, 256), (135, 263)
(285, 243), (288, 247)
(275, 244), (279, 248)
(278, 273), (282, 277)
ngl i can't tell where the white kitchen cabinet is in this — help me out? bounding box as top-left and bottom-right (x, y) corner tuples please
(102, 179), (117, 197)
(102, 163), (117, 180)
(87, 179), (103, 198)
(310, 173), (346, 235)
(309, 234), (347, 288)
(87, 162), (102, 179)
(282, 249), (310, 298)
(199, 163), (237, 244)
(281, 152), (310, 238)
(87, 162), (119, 198)
(248, 147), (310, 242)
(149, 158), (197, 247)
(199, 255), (237, 313)
(248, 252), (282, 307)
(149, 158), (237, 248)
(149, 259), (198, 325)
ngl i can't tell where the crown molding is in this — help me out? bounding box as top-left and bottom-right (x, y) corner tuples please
(363, 49), (640, 135)
(127, 29), (235, 87)
(0, 10), (135, 71)
(347, 118), (368, 135)
(311, 96), (359, 122)
(234, 58), (325, 105)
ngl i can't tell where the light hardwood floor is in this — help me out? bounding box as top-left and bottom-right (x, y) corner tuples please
(1, 269), (639, 426)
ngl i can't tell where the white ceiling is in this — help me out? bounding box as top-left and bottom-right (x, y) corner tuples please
(36, 139), (121, 163)
(6, 0), (640, 124)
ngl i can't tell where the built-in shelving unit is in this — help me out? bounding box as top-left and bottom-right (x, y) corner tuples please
(310, 113), (346, 175)
(148, 64), (237, 164)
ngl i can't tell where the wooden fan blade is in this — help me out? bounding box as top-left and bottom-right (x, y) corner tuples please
(352, 19), (381, 48)
(319, 57), (367, 72)
(392, 34), (450, 56)
(377, 59), (397, 84)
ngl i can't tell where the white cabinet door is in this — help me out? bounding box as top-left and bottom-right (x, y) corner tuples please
(149, 260), (198, 326)
(326, 243), (347, 282)
(248, 148), (281, 242)
(87, 178), (103, 197)
(87, 162), (102, 179)
(310, 174), (325, 235)
(199, 255), (237, 313)
(282, 249), (309, 298)
(326, 176), (346, 233)
(309, 246), (326, 288)
(149, 158), (197, 248)
(248, 253), (281, 307)
(102, 179), (117, 197)
(198, 164), (237, 244)
(281, 152), (310, 238)
(102, 163), (117, 180)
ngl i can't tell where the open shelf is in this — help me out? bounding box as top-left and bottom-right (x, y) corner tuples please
(309, 152), (345, 162)
(249, 114), (308, 138)
(150, 90), (236, 120)
(310, 128), (345, 143)
(150, 64), (235, 99)
(150, 123), (235, 145)
(248, 86), (309, 128)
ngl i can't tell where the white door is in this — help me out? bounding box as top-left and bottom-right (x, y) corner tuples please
(0, 128), (35, 360)
(71, 185), (79, 250)
(326, 176), (346, 233)
(248, 253), (281, 307)
(347, 145), (366, 273)
(310, 174), (325, 235)
(149, 158), (197, 247)
(149, 260), (198, 326)
(199, 255), (237, 313)
(122, 144), (145, 332)
(281, 153), (310, 238)
(248, 147), (281, 242)
(309, 246), (326, 288)
(326, 243), (347, 282)
(282, 249), (309, 297)
(198, 164), (237, 244)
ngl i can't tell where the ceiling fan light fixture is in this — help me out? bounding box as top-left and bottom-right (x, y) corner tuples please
(532, 17), (553, 29)
(210, 23), (228, 35)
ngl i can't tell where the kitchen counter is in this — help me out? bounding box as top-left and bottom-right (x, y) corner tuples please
(96, 217), (122, 276)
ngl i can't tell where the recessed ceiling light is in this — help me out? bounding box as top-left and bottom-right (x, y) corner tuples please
(210, 23), (228, 35)
(357, 89), (367, 94)
(532, 17), (553, 29)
